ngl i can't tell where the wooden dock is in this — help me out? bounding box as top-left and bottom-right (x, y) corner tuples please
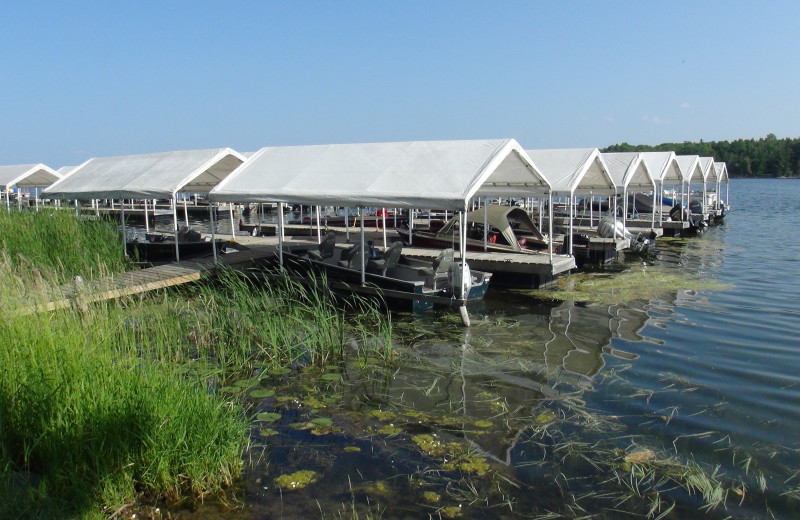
(23, 241), (280, 314)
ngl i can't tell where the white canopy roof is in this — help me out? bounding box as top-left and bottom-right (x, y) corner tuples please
(57, 165), (78, 177)
(600, 152), (654, 191)
(714, 161), (729, 183)
(0, 163), (61, 190)
(45, 148), (245, 200)
(524, 148), (615, 196)
(675, 155), (703, 185)
(699, 157), (717, 183)
(640, 151), (682, 185)
(208, 139), (550, 211)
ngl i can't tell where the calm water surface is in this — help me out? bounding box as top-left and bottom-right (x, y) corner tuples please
(179, 179), (799, 519)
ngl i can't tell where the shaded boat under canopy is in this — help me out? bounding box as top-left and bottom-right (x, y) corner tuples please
(209, 139), (553, 321)
(396, 204), (548, 253)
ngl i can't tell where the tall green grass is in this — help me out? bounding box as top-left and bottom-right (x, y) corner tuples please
(0, 269), (248, 519)
(0, 213), (394, 519)
(0, 209), (128, 283)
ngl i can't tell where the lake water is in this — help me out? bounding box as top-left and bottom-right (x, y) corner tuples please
(176, 179), (799, 519)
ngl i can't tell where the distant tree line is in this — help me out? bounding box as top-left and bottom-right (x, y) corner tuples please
(602, 134), (800, 178)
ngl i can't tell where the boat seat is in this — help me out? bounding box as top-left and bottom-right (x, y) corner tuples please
(368, 241), (403, 276)
(307, 232), (337, 261)
(338, 242), (365, 269)
(418, 248), (454, 290)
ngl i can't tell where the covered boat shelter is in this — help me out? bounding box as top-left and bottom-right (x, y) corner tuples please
(698, 157), (718, 215)
(600, 152), (656, 229)
(208, 139), (553, 318)
(525, 148), (617, 253)
(714, 161), (730, 210)
(44, 148), (245, 261)
(640, 151), (681, 222)
(0, 163), (62, 211)
(675, 155), (703, 215)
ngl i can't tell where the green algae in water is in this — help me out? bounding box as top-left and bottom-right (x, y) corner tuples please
(423, 491), (441, 503)
(274, 470), (319, 490)
(377, 424), (402, 435)
(535, 410), (557, 424)
(442, 454), (490, 475)
(473, 420), (492, 429)
(440, 505), (463, 518)
(367, 409), (396, 421)
(520, 266), (731, 304)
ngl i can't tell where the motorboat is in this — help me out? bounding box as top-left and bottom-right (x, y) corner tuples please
(596, 214), (655, 253)
(126, 226), (233, 262)
(395, 205), (548, 254)
(278, 233), (492, 313)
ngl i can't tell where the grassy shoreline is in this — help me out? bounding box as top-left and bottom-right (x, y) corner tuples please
(0, 210), (393, 519)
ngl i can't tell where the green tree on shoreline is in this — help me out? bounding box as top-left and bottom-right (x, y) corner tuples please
(602, 134), (800, 178)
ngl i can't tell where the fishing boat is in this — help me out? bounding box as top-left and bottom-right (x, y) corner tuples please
(395, 205), (548, 253)
(126, 227), (233, 262)
(279, 233), (492, 313)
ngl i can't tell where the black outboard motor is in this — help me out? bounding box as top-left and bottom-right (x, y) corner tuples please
(689, 200), (703, 215)
(669, 203), (685, 221)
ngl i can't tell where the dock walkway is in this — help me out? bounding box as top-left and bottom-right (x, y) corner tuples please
(27, 242), (279, 313)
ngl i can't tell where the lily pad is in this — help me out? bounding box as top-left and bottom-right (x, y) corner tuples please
(250, 389), (275, 398)
(256, 412), (281, 423)
(218, 386), (238, 395)
(320, 373), (343, 381)
(310, 417), (333, 427)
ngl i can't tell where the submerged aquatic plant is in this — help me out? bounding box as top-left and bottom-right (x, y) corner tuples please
(519, 265), (731, 305)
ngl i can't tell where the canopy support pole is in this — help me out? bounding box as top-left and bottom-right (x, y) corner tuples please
(382, 212), (387, 248)
(210, 203), (218, 265)
(345, 207), (350, 242)
(409, 209), (414, 245)
(360, 207), (366, 286)
(548, 192), (553, 263)
(568, 195), (574, 256)
(171, 198), (180, 262)
(184, 196), (189, 227)
(278, 203), (284, 272)
(589, 193), (593, 227)
(316, 205), (321, 244)
(121, 204), (128, 258)
(229, 205), (236, 241)
(144, 198), (150, 233)
(459, 209), (470, 328)
(483, 199), (488, 252)
(652, 189), (656, 229)
(612, 195), (618, 239)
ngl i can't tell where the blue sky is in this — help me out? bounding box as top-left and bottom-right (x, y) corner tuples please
(1, 1), (798, 167)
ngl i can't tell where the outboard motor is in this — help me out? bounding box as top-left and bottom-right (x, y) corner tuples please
(669, 203), (686, 221)
(448, 263), (472, 299)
